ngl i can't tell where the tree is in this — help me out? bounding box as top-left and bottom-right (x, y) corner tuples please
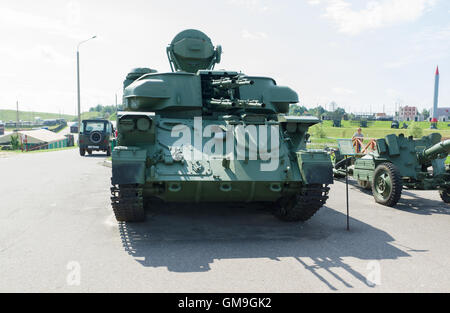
(421, 109), (430, 120)
(308, 106), (327, 118)
(289, 105), (308, 116)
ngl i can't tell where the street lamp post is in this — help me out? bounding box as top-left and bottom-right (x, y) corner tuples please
(77, 36), (97, 132)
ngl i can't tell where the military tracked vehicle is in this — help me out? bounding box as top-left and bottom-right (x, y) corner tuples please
(111, 29), (333, 222)
(344, 133), (450, 207)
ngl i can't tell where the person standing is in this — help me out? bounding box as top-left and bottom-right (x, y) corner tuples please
(353, 128), (364, 153)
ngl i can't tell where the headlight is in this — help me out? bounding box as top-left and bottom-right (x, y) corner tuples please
(136, 118), (151, 131)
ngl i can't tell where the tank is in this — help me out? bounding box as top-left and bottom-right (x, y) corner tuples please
(353, 133), (450, 206)
(111, 29), (334, 222)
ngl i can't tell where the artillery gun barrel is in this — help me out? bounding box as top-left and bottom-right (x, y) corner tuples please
(211, 78), (254, 89)
(208, 98), (263, 109)
(420, 140), (450, 162)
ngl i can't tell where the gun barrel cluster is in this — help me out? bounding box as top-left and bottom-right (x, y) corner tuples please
(211, 77), (254, 89)
(208, 98), (263, 108)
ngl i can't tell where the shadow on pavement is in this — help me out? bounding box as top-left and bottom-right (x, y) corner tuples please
(336, 178), (450, 216)
(118, 204), (411, 290)
(396, 191), (450, 216)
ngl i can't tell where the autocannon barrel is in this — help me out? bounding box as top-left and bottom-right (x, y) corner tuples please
(211, 77), (254, 89)
(420, 140), (450, 162)
(208, 98), (263, 109)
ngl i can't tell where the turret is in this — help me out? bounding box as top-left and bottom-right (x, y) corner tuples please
(123, 68), (157, 89)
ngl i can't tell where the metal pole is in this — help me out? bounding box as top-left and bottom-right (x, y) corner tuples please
(346, 155), (350, 231)
(77, 50), (81, 132)
(16, 100), (19, 129)
(76, 36), (96, 133)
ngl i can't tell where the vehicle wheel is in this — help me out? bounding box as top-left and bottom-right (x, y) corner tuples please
(106, 147), (111, 157)
(371, 163), (402, 207)
(274, 185), (330, 222)
(111, 185), (145, 222)
(79, 148), (86, 156)
(358, 180), (372, 190)
(439, 189), (450, 203)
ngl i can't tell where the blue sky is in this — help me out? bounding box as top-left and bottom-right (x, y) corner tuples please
(0, 0), (449, 116)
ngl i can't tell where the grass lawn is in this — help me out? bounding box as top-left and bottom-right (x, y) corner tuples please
(306, 120), (450, 164)
(308, 120), (450, 148)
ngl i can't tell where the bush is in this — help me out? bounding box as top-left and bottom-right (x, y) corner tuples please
(408, 122), (423, 139)
(10, 134), (20, 150)
(312, 123), (327, 138)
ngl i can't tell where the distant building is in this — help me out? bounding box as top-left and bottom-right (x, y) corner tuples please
(375, 113), (394, 121)
(398, 106), (418, 122)
(430, 107), (450, 122)
(0, 129), (68, 150)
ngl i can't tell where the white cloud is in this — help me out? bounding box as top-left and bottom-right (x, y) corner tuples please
(228, 0), (270, 12)
(332, 87), (355, 95)
(308, 0), (322, 6)
(322, 0), (437, 35)
(384, 24), (450, 68)
(0, 6), (87, 40)
(0, 45), (71, 66)
(241, 30), (268, 39)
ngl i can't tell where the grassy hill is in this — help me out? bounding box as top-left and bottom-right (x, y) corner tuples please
(0, 109), (115, 123)
(0, 110), (75, 122)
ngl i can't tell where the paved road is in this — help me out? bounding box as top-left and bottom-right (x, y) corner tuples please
(0, 149), (449, 292)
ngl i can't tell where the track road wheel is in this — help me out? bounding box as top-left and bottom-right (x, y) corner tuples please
(275, 185), (330, 222)
(439, 189), (450, 203)
(371, 163), (402, 207)
(111, 184), (145, 222)
(79, 148), (86, 156)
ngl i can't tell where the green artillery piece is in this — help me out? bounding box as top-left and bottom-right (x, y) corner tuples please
(352, 133), (450, 206)
(350, 119), (373, 128)
(332, 119), (342, 128)
(391, 121), (399, 129)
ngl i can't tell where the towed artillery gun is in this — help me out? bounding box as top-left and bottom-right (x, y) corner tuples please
(111, 29), (334, 223)
(342, 133), (450, 206)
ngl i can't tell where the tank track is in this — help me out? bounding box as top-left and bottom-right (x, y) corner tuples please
(276, 185), (330, 222)
(110, 184), (145, 222)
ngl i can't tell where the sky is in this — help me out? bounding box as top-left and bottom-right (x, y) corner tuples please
(0, 0), (449, 116)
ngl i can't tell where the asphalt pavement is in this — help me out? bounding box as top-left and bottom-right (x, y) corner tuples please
(0, 149), (449, 292)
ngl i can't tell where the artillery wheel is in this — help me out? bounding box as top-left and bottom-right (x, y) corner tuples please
(79, 148), (86, 156)
(371, 163), (402, 207)
(111, 184), (145, 222)
(275, 185), (330, 222)
(439, 189), (450, 203)
(358, 180), (372, 190)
